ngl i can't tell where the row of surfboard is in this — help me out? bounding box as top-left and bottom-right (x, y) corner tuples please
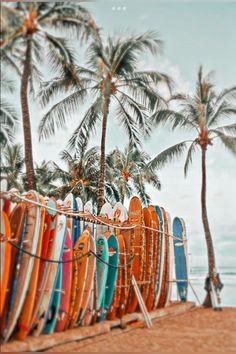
(0, 190), (189, 342)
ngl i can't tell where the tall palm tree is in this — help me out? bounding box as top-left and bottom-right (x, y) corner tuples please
(38, 31), (172, 212)
(1, 144), (24, 190)
(148, 66), (236, 305)
(106, 145), (161, 205)
(1, 2), (98, 189)
(0, 74), (19, 147)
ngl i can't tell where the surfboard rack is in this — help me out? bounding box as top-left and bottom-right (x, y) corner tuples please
(131, 275), (153, 328)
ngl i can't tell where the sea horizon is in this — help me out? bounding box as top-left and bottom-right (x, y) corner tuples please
(186, 266), (236, 307)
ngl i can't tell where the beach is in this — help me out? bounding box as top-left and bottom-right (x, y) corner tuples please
(47, 307), (236, 352)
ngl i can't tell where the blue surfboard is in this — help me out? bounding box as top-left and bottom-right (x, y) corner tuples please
(72, 194), (80, 245)
(173, 217), (188, 301)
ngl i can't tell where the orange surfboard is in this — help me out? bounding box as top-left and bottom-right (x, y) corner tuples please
(68, 229), (90, 328)
(141, 207), (154, 304)
(1, 203), (26, 335)
(146, 205), (159, 311)
(79, 235), (96, 323)
(0, 211), (11, 316)
(16, 197), (46, 340)
(126, 197), (145, 313)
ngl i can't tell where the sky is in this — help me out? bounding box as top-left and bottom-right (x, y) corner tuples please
(7, 0), (236, 269)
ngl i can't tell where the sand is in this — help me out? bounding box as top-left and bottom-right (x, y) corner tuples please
(48, 307), (236, 352)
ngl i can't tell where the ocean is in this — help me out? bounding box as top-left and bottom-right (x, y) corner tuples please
(172, 266), (236, 307)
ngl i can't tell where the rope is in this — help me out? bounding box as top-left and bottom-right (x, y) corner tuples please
(90, 250), (135, 269)
(1, 192), (186, 242)
(7, 240), (135, 269)
(8, 240), (90, 263)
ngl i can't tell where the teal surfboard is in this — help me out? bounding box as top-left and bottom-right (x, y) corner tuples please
(96, 235), (109, 313)
(98, 234), (119, 321)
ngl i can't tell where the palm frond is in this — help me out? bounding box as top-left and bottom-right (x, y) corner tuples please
(184, 141), (198, 176)
(67, 95), (103, 150)
(113, 95), (141, 148)
(38, 88), (89, 140)
(211, 130), (236, 155)
(148, 141), (190, 171)
(208, 102), (236, 127)
(211, 123), (236, 136)
(112, 31), (163, 74)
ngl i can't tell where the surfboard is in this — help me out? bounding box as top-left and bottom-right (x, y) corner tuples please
(4, 191), (41, 342)
(16, 196), (46, 340)
(55, 228), (73, 332)
(112, 202), (128, 222)
(68, 229), (90, 328)
(98, 234), (119, 321)
(44, 263), (63, 334)
(79, 235), (96, 324)
(82, 275), (95, 326)
(126, 196), (145, 313)
(166, 211), (174, 304)
(72, 194), (80, 244)
(0, 180), (12, 217)
(107, 232), (127, 320)
(157, 207), (169, 308)
(30, 198), (58, 333)
(154, 205), (165, 309)
(32, 213), (66, 336)
(0, 211), (11, 316)
(179, 218), (190, 280)
(145, 206), (159, 311)
(173, 217), (188, 302)
(1, 203), (27, 336)
(96, 235), (109, 314)
(76, 196), (83, 238)
(142, 207), (154, 304)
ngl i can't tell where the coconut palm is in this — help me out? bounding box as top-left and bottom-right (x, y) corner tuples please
(1, 144), (24, 190)
(148, 66), (236, 305)
(107, 145), (161, 205)
(52, 141), (119, 204)
(0, 74), (19, 147)
(34, 160), (59, 195)
(1, 2), (98, 189)
(38, 31), (172, 212)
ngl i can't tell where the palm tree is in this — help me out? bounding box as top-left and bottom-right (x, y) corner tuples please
(0, 74), (19, 147)
(52, 140), (119, 204)
(148, 66), (236, 305)
(1, 144), (24, 190)
(106, 145), (161, 205)
(1, 2), (98, 189)
(34, 160), (59, 195)
(53, 143), (100, 202)
(38, 31), (172, 212)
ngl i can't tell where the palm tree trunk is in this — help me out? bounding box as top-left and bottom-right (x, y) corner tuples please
(97, 95), (110, 213)
(21, 33), (35, 189)
(201, 145), (219, 306)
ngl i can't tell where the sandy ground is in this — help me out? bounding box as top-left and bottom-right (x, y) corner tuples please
(47, 307), (236, 352)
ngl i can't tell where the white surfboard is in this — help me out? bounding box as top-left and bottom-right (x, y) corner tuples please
(34, 214), (67, 336)
(112, 202), (128, 222)
(166, 211), (174, 304)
